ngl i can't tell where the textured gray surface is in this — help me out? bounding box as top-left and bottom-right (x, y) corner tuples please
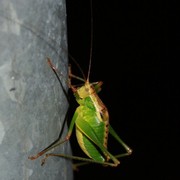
(0, 0), (73, 179)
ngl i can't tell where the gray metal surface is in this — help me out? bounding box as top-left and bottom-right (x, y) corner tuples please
(0, 0), (73, 179)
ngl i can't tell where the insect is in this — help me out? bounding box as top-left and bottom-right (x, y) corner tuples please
(28, 0), (132, 167)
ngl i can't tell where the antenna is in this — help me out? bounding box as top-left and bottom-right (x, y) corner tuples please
(87, 0), (93, 81)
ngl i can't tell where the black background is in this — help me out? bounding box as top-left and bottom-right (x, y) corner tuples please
(66, 0), (179, 180)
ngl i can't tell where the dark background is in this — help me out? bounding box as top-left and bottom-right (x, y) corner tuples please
(66, 0), (178, 179)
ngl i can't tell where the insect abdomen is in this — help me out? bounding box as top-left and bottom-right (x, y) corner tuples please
(75, 105), (108, 161)
(76, 127), (105, 162)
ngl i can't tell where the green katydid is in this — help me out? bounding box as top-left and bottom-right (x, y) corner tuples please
(28, 0), (132, 167)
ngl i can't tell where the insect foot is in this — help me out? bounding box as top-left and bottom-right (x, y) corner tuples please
(127, 148), (133, 155)
(41, 154), (51, 166)
(28, 154), (40, 160)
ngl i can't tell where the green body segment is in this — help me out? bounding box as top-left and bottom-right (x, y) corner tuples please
(73, 82), (110, 162)
(75, 102), (107, 162)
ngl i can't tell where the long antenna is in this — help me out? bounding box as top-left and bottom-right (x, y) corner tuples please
(87, 0), (93, 81)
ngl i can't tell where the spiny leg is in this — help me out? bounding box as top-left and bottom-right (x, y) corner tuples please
(71, 125), (133, 169)
(41, 153), (118, 167)
(28, 110), (78, 161)
(42, 118), (120, 167)
(35, 121), (132, 167)
(40, 119), (121, 167)
(70, 125), (133, 169)
(109, 125), (132, 157)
